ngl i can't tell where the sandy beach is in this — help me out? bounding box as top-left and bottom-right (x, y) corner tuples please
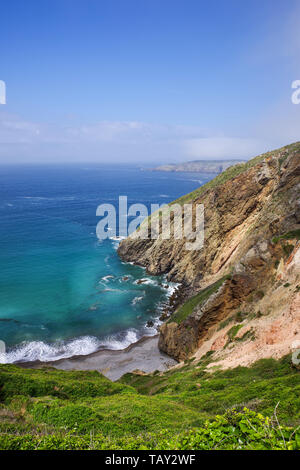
(20, 335), (177, 381)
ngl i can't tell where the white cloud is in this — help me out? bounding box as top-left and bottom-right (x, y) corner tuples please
(0, 114), (210, 163)
(183, 137), (268, 160)
(0, 108), (297, 164)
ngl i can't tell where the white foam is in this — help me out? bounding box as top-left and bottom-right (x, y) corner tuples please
(101, 329), (139, 350)
(102, 287), (123, 292)
(109, 236), (126, 241)
(166, 281), (180, 296)
(101, 275), (114, 282)
(0, 336), (101, 364)
(131, 295), (144, 305)
(109, 236), (126, 250)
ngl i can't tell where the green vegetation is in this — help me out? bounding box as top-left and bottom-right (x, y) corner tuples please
(121, 355), (300, 429)
(226, 327), (256, 346)
(172, 159), (263, 205)
(170, 276), (230, 324)
(0, 408), (298, 450)
(0, 355), (299, 450)
(171, 142), (300, 206)
(141, 142), (300, 233)
(217, 311), (252, 330)
(0, 367), (129, 401)
(272, 229), (300, 244)
(270, 230), (299, 261)
(227, 324), (244, 341)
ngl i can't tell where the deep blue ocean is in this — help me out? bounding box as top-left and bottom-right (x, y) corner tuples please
(0, 164), (213, 362)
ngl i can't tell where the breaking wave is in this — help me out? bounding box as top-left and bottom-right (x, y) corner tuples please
(1, 336), (102, 364)
(0, 328), (141, 364)
(98, 329), (139, 350)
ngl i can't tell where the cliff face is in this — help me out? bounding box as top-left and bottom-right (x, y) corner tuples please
(118, 143), (300, 363)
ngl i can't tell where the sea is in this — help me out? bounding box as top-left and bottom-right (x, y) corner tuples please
(0, 164), (213, 363)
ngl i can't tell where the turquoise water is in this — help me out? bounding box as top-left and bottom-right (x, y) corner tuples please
(0, 164), (212, 362)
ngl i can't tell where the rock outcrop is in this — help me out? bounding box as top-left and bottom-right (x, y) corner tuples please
(118, 142), (300, 362)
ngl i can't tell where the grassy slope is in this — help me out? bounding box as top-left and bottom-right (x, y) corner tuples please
(170, 276), (230, 324)
(171, 141), (300, 205)
(0, 355), (299, 449)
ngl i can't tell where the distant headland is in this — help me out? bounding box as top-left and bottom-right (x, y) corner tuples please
(148, 159), (246, 174)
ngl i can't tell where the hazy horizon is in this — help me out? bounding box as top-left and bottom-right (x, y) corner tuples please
(1, 0), (300, 164)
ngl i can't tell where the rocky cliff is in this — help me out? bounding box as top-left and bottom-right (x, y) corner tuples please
(118, 142), (300, 363)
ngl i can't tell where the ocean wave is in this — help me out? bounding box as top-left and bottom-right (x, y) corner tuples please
(100, 329), (139, 350)
(166, 281), (180, 296)
(131, 295), (144, 305)
(0, 336), (102, 364)
(109, 236), (126, 250)
(102, 287), (123, 293)
(109, 235), (126, 241)
(0, 327), (146, 364)
(101, 274), (114, 282)
(144, 320), (159, 335)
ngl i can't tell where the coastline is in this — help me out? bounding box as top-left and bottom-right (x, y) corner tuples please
(5, 245), (183, 377)
(6, 271), (182, 376)
(19, 334), (177, 381)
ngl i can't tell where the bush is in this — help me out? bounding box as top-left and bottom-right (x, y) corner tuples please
(0, 409), (299, 450)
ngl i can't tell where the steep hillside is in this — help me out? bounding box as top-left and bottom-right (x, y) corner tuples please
(118, 142), (300, 361)
(0, 356), (300, 449)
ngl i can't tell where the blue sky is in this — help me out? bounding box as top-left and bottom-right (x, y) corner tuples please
(0, 0), (299, 163)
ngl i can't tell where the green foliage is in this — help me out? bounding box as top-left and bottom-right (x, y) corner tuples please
(227, 324), (243, 341)
(171, 276), (230, 324)
(0, 409), (298, 450)
(30, 400), (104, 434)
(272, 230), (300, 244)
(0, 355), (299, 450)
(217, 311), (252, 330)
(172, 157), (265, 206)
(122, 356), (300, 426)
(224, 325), (255, 346)
(271, 231), (299, 260)
(27, 394), (201, 436)
(0, 365), (133, 401)
(170, 142), (300, 206)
